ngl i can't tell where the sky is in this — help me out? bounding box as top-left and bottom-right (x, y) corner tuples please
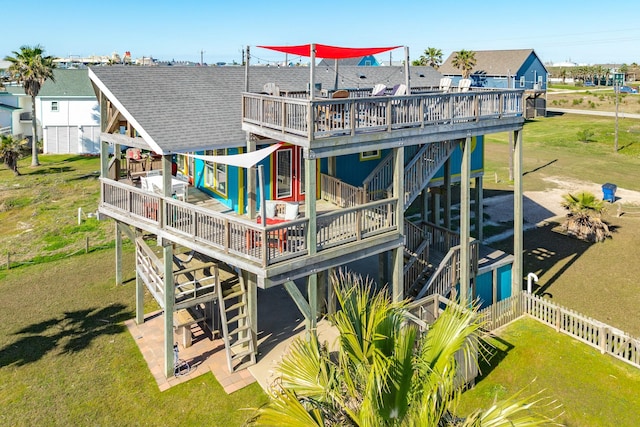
(2, 0), (638, 66)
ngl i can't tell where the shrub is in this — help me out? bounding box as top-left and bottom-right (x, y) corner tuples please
(576, 129), (595, 142)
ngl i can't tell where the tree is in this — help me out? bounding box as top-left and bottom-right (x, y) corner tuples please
(452, 49), (476, 79)
(248, 272), (560, 426)
(561, 191), (611, 243)
(414, 47), (443, 69)
(4, 45), (56, 167)
(1, 134), (28, 175)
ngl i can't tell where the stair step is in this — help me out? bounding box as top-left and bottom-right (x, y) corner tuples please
(227, 313), (248, 324)
(225, 301), (244, 312)
(223, 289), (244, 301)
(229, 335), (252, 348)
(231, 348), (254, 362)
(228, 324), (250, 336)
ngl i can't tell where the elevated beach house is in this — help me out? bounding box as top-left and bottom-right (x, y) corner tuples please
(89, 44), (526, 378)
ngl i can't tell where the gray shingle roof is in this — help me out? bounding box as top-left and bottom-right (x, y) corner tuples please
(89, 65), (441, 154)
(438, 49), (543, 76)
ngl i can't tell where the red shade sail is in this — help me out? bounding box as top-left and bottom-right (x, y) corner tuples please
(257, 44), (401, 59)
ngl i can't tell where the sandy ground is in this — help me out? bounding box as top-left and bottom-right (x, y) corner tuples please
(483, 176), (640, 243)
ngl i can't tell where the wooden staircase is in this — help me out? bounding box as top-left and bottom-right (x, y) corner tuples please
(216, 271), (257, 373)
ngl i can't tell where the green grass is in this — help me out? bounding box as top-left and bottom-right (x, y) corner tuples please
(483, 113), (640, 192)
(0, 155), (113, 268)
(457, 318), (640, 426)
(0, 249), (268, 426)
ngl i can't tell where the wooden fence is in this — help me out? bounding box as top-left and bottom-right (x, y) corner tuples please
(479, 292), (640, 369)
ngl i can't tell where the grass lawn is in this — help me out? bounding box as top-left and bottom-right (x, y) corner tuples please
(0, 155), (114, 267)
(458, 317), (640, 426)
(0, 249), (268, 426)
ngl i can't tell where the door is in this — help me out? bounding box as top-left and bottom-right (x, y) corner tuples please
(274, 145), (305, 202)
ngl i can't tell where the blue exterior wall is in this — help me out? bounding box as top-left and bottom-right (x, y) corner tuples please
(328, 136), (484, 188)
(497, 264), (513, 300)
(358, 55), (380, 66)
(476, 262), (513, 308)
(516, 53), (547, 90)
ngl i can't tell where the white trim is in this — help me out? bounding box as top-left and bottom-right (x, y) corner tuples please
(88, 69), (163, 154)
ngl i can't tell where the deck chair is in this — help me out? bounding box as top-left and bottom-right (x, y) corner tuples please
(457, 79), (472, 92)
(439, 77), (452, 92)
(371, 84), (387, 96)
(263, 82), (280, 96)
(392, 84), (408, 96)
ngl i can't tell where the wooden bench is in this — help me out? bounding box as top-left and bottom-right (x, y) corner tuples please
(173, 308), (205, 348)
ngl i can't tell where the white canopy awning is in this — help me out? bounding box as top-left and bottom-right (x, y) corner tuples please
(186, 143), (283, 168)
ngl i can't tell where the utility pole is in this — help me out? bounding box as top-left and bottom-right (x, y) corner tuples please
(614, 79), (619, 153)
(200, 49), (204, 66)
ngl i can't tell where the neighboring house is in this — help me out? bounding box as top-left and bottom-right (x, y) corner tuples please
(318, 55), (381, 67)
(439, 49), (548, 117)
(0, 69), (100, 153)
(37, 69), (101, 154)
(89, 49), (526, 379)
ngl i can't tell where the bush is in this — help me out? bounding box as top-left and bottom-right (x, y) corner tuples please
(576, 129), (595, 143)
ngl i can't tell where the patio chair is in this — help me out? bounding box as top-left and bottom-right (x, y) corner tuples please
(371, 84), (387, 96)
(439, 77), (452, 92)
(263, 82), (280, 96)
(392, 84), (408, 96)
(457, 79), (472, 92)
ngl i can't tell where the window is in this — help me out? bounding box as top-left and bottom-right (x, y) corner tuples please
(519, 76), (525, 88)
(51, 101), (58, 112)
(204, 149), (227, 195)
(360, 150), (381, 161)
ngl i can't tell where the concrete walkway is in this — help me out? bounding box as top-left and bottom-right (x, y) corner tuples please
(547, 107), (640, 119)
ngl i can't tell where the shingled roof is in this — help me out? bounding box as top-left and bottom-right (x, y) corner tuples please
(438, 49), (543, 77)
(89, 65), (441, 154)
(38, 69), (96, 97)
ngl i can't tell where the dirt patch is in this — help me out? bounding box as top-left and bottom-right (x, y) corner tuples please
(483, 176), (640, 242)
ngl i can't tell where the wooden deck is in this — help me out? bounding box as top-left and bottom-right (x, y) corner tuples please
(241, 88), (524, 157)
(100, 178), (403, 286)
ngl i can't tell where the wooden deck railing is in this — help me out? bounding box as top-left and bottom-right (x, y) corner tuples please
(101, 179), (398, 267)
(0, 126), (11, 136)
(242, 89), (523, 140)
(320, 174), (365, 208)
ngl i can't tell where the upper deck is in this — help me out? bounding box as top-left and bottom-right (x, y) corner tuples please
(241, 87), (525, 157)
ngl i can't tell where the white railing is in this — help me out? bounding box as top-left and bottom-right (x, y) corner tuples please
(242, 89), (523, 140)
(478, 292), (640, 370)
(101, 179), (398, 267)
(0, 126), (11, 136)
(416, 240), (479, 299)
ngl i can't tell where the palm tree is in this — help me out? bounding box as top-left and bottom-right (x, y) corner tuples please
(248, 272), (560, 426)
(415, 47), (443, 69)
(4, 45), (56, 167)
(1, 134), (28, 175)
(561, 191), (611, 243)
(452, 49), (477, 79)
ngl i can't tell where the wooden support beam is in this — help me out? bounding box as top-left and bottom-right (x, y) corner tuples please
(443, 157), (452, 229)
(460, 136), (471, 303)
(115, 222), (122, 286)
(245, 270), (258, 353)
(246, 136), (257, 219)
(163, 243), (175, 378)
(105, 104), (121, 134)
(392, 146), (404, 302)
(283, 280), (312, 325)
(304, 151), (317, 256)
(307, 274), (318, 331)
(513, 129), (524, 297)
(474, 176), (484, 242)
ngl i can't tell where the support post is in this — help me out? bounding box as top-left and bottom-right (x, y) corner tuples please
(247, 135), (257, 218)
(304, 151), (317, 255)
(474, 176), (484, 242)
(100, 140), (109, 179)
(136, 266), (144, 325)
(443, 157), (452, 230)
(163, 242), (175, 378)
(513, 129), (524, 296)
(391, 146), (404, 302)
(246, 271), (258, 353)
(307, 274), (318, 332)
(460, 137), (471, 304)
(115, 222), (122, 286)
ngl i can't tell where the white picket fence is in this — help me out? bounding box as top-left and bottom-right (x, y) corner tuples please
(479, 292), (640, 369)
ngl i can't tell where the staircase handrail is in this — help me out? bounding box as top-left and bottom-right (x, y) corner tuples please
(416, 239), (479, 299)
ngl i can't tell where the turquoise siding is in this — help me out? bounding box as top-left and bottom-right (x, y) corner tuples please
(497, 264), (512, 300)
